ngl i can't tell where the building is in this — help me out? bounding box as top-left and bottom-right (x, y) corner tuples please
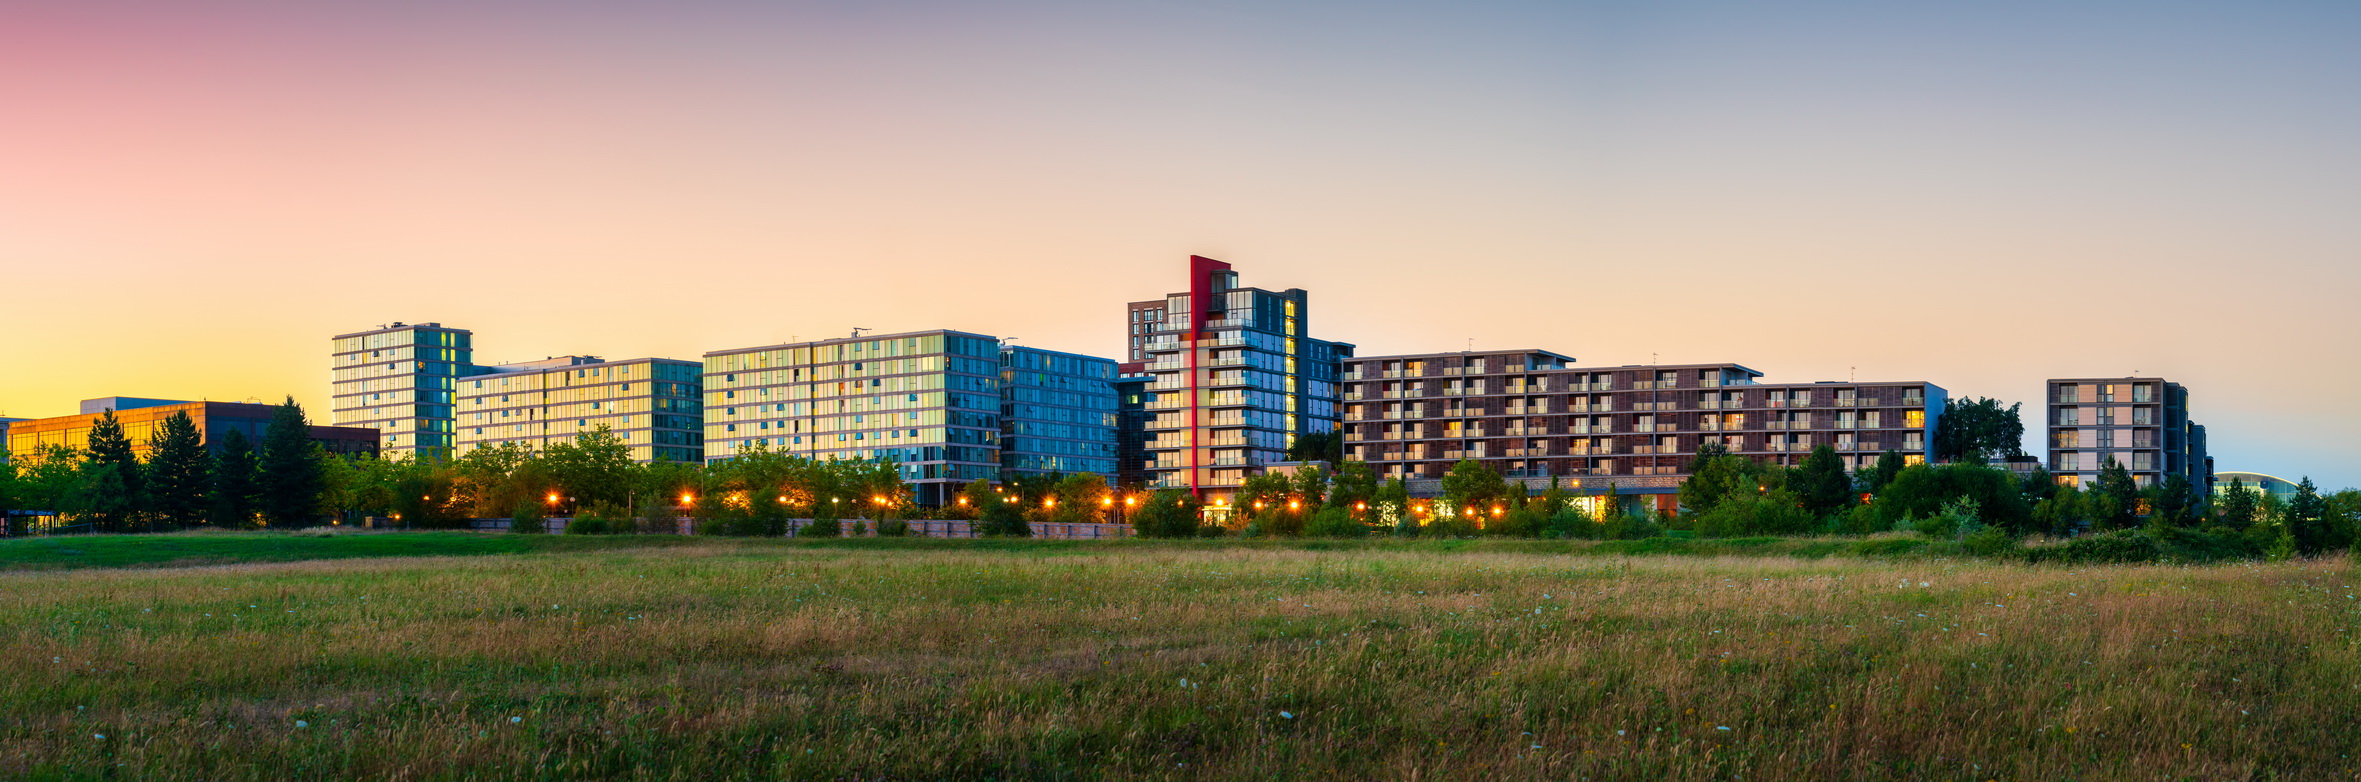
(703, 330), (1004, 505)
(998, 346), (1119, 481)
(3, 400), (378, 462)
(455, 356), (705, 463)
(1113, 373), (1152, 488)
(1340, 351), (1947, 513)
(1123, 256), (1354, 502)
(331, 322), (478, 460)
(2212, 471), (2299, 503)
(0, 418), (24, 464)
(2043, 377), (2210, 492)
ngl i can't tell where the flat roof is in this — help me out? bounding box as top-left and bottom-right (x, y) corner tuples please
(1002, 344), (1119, 364)
(1348, 348), (1580, 364)
(472, 356), (696, 375)
(331, 322), (466, 339)
(702, 328), (998, 357)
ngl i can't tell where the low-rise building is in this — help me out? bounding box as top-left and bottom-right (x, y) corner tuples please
(455, 357), (705, 463)
(1341, 351), (1946, 513)
(3, 399), (379, 461)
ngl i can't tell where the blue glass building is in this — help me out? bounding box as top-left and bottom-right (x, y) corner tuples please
(999, 346), (1119, 481)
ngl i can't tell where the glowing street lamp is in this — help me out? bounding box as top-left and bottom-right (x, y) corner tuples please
(1288, 499), (1301, 510)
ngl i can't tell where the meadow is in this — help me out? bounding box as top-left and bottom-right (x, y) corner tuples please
(3, 533), (2356, 780)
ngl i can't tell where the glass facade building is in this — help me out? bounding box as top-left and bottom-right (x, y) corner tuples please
(998, 346), (1119, 481)
(1124, 256), (1353, 502)
(4, 401), (379, 462)
(330, 322), (475, 460)
(703, 330), (1003, 505)
(456, 357), (705, 463)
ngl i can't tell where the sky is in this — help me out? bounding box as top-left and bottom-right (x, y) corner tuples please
(2, 1), (2356, 487)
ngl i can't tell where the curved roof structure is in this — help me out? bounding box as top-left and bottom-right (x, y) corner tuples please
(2213, 471), (2300, 500)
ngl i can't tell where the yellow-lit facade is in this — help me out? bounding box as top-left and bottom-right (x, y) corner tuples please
(455, 357), (703, 463)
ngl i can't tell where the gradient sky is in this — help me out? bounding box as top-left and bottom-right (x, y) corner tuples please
(3, 1), (2356, 487)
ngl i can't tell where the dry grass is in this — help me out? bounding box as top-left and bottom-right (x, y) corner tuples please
(3, 542), (2357, 780)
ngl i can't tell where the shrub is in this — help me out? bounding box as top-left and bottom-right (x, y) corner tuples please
(1693, 491), (1812, 538)
(2022, 530), (2160, 564)
(509, 502), (546, 535)
(798, 517), (842, 538)
(1130, 489), (1202, 539)
(1603, 512), (1664, 541)
(1487, 508), (1546, 538)
(564, 516), (608, 535)
(1423, 516), (1479, 539)
(1305, 507), (1368, 538)
(1546, 509), (1599, 540)
(1962, 527), (2017, 557)
(876, 517), (910, 537)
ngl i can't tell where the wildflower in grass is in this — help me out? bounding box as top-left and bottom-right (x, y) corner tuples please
(296, 721), (308, 728)
(1280, 711), (1294, 719)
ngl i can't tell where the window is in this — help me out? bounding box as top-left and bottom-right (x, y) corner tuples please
(1905, 410), (1925, 428)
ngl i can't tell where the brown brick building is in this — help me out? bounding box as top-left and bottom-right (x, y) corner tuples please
(1340, 351), (1946, 511)
(3, 400), (380, 462)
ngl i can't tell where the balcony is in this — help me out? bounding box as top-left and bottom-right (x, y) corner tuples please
(1833, 398), (1862, 407)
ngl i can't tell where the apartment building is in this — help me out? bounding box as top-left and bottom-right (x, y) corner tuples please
(2044, 377), (2210, 493)
(1113, 374), (1152, 488)
(998, 346), (1119, 481)
(3, 399), (378, 461)
(1123, 256), (1353, 501)
(330, 322), (477, 459)
(1340, 350), (1946, 512)
(702, 330), (1004, 505)
(455, 356), (704, 463)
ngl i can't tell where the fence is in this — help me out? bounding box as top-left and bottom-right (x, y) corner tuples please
(463, 517), (1135, 540)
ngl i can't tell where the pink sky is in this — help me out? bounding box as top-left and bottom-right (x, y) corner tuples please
(3, 2), (2356, 486)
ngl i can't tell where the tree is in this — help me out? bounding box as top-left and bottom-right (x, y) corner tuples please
(208, 429), (263, 528)
(2092, 457), (2140, 530)
(2146, 473), (2197, 529)
(541, 426), (638, 511)
(2285, 477), (2333, 555)
(258, 397), (327, 527)
(1374, 477), (1413, 535)
(1933, 397), (2025, 463)
(145, 411), (211, 528)
(1328, 460), (1378, 521)
(971, 479), (1031, 537)
(1286, 431), (1343, 463)
(81, 409), (144, 532)
(1861, 451), (1908, 496)
(1047, 472), (1110, 524)
(1680, 443), (1777, 517)
(2211, 477), (2258, 532)
(1440, 459), (1509, 522)
(1788, 445), (1853, 519)
(1873, 463), (2035, 536)
(1131, 488), (1203, 538)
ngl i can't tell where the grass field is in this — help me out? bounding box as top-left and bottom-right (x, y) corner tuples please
(4, 534), (2357, 779)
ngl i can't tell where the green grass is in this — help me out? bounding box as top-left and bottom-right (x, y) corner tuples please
(0, 530), (695, 571)
(4, 535), (2357, 779)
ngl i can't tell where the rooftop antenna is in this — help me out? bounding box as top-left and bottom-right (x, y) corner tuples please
(851, 327), (870, 339)
(1850, 366), (1856, 382)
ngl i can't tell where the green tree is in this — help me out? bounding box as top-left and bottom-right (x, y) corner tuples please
(1440, 459), (1509, 522)
(1874, 463), (2035, 535)
(1285, 431), (1343, 463)
(208, 429), (263, 528)
(2145, 473), (2197, 529)
(541, 426), (638, 511)
(257, 397), (327, 527)
(1788, 445), (1854, 519)
(2092, 457), (2140, 530)
(1374, 477), (1414, 536)
(1679, 443), (1775, 517)
(1860, 451), (1908, 495)
(973, 481), (1030, 537)
(2285, 477), (2332, 554)
(1328, 460), (1378, 521)
(1933, 397), (2025, 463)
(2210, 477), (2258, 532)
(1048, 472), (1111, 524)
(1131, 488), (1203, 538)
(145, 411), (211, 528)
(81, 409), (144, 532)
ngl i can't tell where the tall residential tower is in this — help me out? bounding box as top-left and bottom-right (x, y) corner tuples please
(1122, 256), (1352, 504)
